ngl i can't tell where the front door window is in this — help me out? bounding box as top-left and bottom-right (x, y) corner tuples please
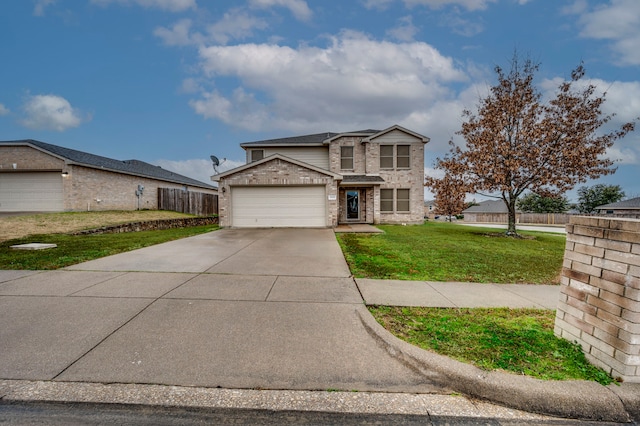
(347, 190), (359, 220)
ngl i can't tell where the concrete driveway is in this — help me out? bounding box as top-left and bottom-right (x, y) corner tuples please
(0, 229), (443, 393)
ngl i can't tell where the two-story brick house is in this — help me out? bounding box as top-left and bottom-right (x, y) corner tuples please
(213, 125), (429, 228)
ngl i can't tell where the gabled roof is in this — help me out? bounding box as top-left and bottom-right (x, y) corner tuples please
(238, 125), (429, 148)
(462, 200), (510, 213)
(240, 132), (339, 148)
(0, 139), (216, 190)
(362, 125), (430, 143)
(212, 153), (342, 181)
(596, 197), (640, 210)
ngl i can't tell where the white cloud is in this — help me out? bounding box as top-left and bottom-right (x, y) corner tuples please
(190, 31), (467, 134)
(21, 94), (85, 131)
(154, 158), (244, 184)
(33, 0), (56, 16)
(574, 0), (640, 65)
(404, 0), (496, 10)
(154, 18), (196, 46)
(387, 15), (419, 41)
(207, 8), (269, 45)
(249, 0), (313, 21)
(362, 0), (395, 10)
(91, 0), (196, 12)
(155, 10), (269, 47)
(364, 0), (497, 11)
(0, 103), (9, 116)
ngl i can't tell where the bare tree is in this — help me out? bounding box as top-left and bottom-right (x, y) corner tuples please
(425, 172), (466, 221)
(432, 54), (636, 235)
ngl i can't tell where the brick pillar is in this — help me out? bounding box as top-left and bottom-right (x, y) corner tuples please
(555, 216), (640, 382)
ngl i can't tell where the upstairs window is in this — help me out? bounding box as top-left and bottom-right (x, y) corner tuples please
(396, 145), (410, 169)
(341, 146), (354, 170)
(380, 144), (410, 169)
(251, 149), (264, 162)
(380, 145), (394, 169)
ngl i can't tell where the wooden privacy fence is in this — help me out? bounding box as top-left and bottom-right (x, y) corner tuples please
(158, 188), (218, 216)
(464, 213), (570, 224)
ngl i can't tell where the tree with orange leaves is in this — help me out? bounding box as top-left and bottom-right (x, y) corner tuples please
(431, 54), (636, 236)
(425, 172), (466, 221)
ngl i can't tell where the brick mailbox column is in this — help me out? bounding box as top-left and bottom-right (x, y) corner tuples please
(555, 216), (640, 382)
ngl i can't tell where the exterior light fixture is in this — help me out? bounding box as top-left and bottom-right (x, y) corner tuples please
(61, 171), (69, 177)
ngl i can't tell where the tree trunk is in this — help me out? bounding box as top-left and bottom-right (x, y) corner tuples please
(506, 197), (518, 236)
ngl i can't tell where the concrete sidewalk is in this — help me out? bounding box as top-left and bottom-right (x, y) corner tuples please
(356, 279), (559, 309)
(0, 228), (638, 423)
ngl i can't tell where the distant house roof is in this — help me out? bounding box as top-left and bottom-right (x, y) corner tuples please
(0, 139), (216, 190)
(462, 200), (510, 213)
(595, 197), (640, 210)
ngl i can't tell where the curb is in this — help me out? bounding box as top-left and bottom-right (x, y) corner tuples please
(356, 305), (637, 423)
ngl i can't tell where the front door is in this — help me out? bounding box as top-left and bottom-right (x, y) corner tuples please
(346, 190), (359, 220)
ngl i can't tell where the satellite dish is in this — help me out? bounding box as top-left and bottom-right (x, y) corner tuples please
(210, 155), (226, 174)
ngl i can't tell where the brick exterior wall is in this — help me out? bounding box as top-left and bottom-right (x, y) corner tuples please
(555, 216), (640, 382)
(217, 157), (339, 227)
(1, 145), (216, 212)
(1, 146), (65, 170)
(328, 136), (425, 225)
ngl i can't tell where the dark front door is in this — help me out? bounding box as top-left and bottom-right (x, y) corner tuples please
(346, 190), (359, 220)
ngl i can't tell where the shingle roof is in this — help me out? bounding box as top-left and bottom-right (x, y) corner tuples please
(462, 200), (509, 213)
(596, 197), (640, 210)
(0, 139), (216, 190)
(341, 175), (385, 184)
(239, 129), (381, 147)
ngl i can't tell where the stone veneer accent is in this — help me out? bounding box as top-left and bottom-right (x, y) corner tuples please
(71, 217), (218, 235)
(555, 216), (640, 382)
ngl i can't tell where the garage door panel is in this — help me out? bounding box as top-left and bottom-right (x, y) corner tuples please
(0, 172), (64, 212)
(232, 186), (326, 228)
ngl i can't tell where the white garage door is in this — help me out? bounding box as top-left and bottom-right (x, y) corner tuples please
(0, 172), (64, 212)
(231, 186), (326, 228)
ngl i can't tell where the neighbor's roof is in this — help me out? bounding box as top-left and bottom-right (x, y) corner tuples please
(595, 197), (640, 210)
(462, 200), (510, 213)
(0, 139), (216, 190)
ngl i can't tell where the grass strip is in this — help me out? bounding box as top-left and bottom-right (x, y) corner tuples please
(337, 222), (565, 283)
(0, 225), (218, 270)
(369, 306), (613, 385)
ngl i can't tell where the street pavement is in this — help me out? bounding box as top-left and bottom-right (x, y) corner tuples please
(0, 228), (638, 423)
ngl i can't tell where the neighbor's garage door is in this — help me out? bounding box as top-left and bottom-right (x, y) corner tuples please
(0, 172), (64, 212)
(231, 186), (326, 227)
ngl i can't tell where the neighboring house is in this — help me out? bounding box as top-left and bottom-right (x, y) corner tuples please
(424, 199), (436, 219)
(0, 139), (217, 212)
(595, 197), (640, 218)
(213, 125), (429, 228)
(462, 200), (514, 223)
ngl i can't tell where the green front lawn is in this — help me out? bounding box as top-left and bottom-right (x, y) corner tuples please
(337, 222), (565, 284)
(0, 225), (218, 270)
(370, 306), (613, 384)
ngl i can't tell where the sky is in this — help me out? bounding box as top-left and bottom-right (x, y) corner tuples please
(1, 0), (639, 202)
